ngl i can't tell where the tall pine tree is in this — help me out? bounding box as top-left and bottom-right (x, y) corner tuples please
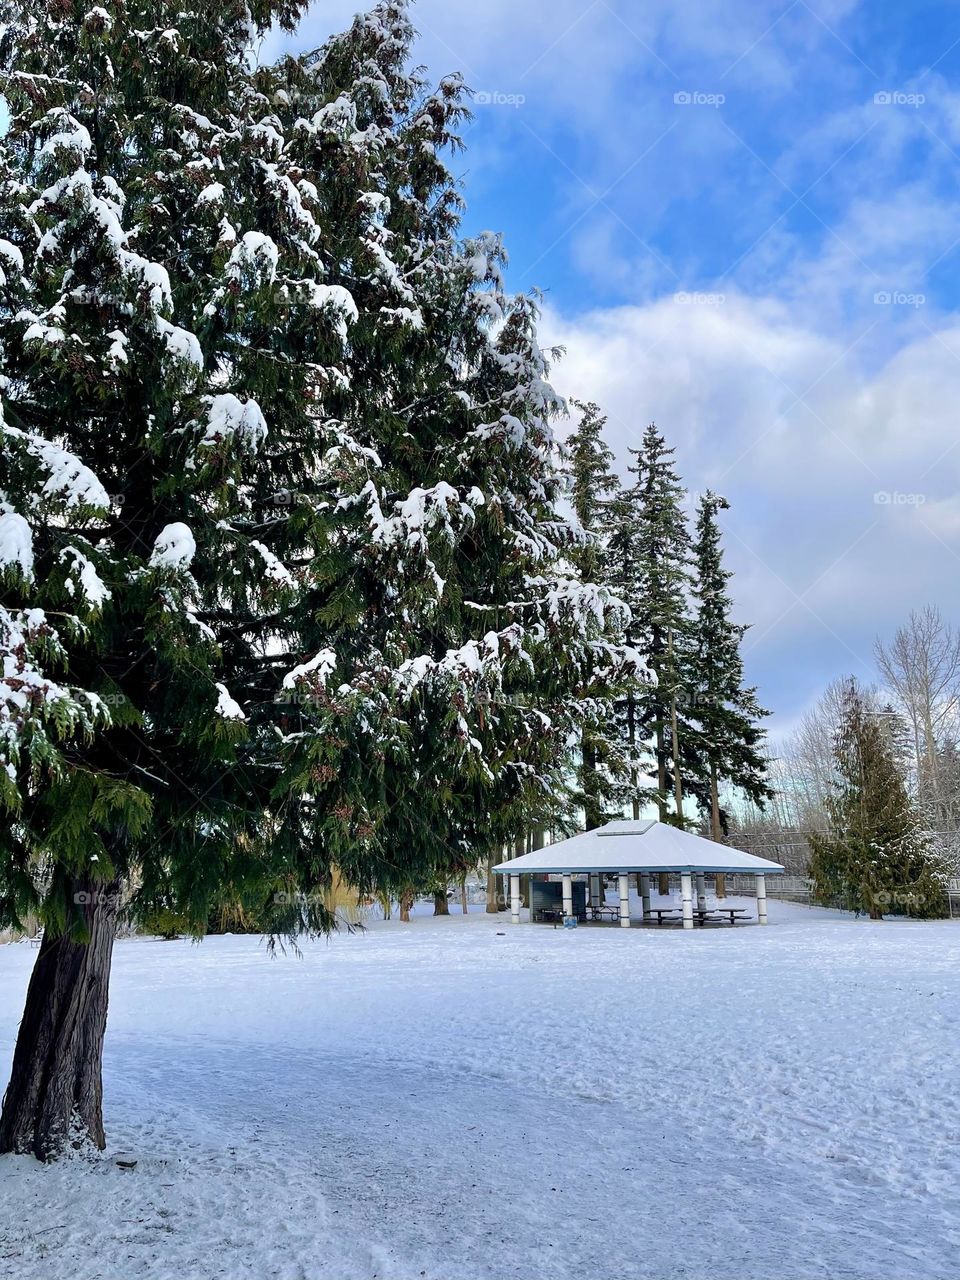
(689, 492), (771, 845)
(565, 400), (634, 829)
(607, 423), (693, 824)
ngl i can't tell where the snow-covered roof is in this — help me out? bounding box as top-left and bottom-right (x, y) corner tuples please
(494, 820), (784, 875)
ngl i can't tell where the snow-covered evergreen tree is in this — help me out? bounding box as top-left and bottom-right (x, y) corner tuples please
(270, 10), (640, 886)
(0, 0), (328, 1158)
(809, 680), (947, 918)
(564, 400), (635, 828)
(0, 0), (638, 1156)
(689, 492), (771, 840)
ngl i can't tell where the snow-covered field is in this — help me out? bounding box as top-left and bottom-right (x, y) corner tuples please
(2, 899), (959, 1279)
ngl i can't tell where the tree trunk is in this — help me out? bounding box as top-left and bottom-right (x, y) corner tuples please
(668, 631), (684, 825)
(433, 889), (450, 915)
(485, 855), (501, 914)
(399, 888), (414, 923)
(627, 691), (640, 821)
(658, 872), (670, 896)
(582, 736), (601, 830)
(710, 762), (722, 842)
(459, 877), (468, 916)
(0, 878), (119, 1161)
(655, 720), (667, 820)
(710, 763), (726, 898)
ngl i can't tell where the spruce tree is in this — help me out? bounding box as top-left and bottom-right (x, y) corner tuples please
(567, 400), (618, 584)
(608, 423), (694, 823)
(689, 492), (772, 844)
(565, 400), (633, 829)
(809, 680), (947, 919)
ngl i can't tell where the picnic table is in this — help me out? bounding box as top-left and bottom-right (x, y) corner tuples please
(642, 906), (752, 926)
(643, 907), (682, 925)
(712, 906), (750, 925)
(589, 904), (621, 922)
(690, 906), (752, 925)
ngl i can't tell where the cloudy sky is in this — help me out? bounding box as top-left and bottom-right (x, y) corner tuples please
(270, 0), (960, 742)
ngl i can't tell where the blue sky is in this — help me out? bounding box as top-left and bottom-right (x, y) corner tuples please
(269, 0), (960, 743)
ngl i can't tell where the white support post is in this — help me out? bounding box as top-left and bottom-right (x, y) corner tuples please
(681, 872), (694, 930)
(695, 873), (707, 912)
(618, 874), (631, 927)
(756, 874), (768, 925)
(510, 874), (520, 925)
(589, 874), (601, 908)
(640, 873), (651, 918)
(562, 874), (573, 920)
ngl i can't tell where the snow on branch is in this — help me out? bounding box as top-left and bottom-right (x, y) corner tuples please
(0, 513), (34, 581)
(149, 522), (196, 570)
(0, 420), (110, 511)
(200, 394), (269, 455)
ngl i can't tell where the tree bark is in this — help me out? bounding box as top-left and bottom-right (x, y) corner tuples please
(0, 878), (119, 1161)
(399, 888), (414, 923)
(668, 632), (684, 825)
(710, 763), (726, 898)
(459, 877), (469, 916)
(582, 737), (602, 830)
(710, 762), (722, 842)
(655, 720), (667, 820)
(433, 889), (450, 915)
(627, 691), (640, 821)
(485, 854), (501, 914)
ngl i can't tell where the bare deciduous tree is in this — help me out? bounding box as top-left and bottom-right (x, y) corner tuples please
(875, 606), (960, 829)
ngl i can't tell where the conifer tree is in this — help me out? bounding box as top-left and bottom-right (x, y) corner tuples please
(0, 0), (637, 1156)
(607, 423), (693, 823)
(270, 15), (639, 886)
(565, 400), (632, 828)
(0, 0), (333, 1159)
(689, 492), (772, 845)
(809, 680), (947, 919)
(567, 400), (618, 584)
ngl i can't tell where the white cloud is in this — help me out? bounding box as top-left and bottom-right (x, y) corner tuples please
(542, 293), (960, 724)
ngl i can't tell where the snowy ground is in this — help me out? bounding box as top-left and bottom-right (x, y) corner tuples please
(2, 897), (960, 1280)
